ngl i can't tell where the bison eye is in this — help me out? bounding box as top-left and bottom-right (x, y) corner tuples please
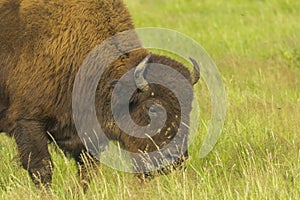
(149, 106), (157, 114)
(145, 103), (165, 118)
(148, 104), (164, 117)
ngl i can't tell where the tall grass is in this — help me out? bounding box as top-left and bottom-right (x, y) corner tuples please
(1, 0), (299, 199)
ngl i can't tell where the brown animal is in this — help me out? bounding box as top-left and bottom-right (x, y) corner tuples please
(0, 0), (200, 188)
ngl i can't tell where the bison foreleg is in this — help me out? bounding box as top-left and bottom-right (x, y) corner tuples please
(76, 151), (99, 191)
(13, 119), (53, 187)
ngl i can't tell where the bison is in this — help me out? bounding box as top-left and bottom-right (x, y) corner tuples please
(0, 0), (200, 188)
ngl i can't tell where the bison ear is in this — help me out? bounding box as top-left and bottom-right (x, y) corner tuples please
(189, 57), (200, 85)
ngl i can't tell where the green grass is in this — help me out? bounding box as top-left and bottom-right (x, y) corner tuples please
(1, 0), (300, 199)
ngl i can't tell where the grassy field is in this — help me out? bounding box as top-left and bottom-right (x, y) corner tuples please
(1, 0), (300, 199)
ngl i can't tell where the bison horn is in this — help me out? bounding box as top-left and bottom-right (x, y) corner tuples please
(134, 52), (152, 91)
(189, 57), (200, 85)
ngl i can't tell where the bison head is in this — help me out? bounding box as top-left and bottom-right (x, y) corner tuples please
(98, 50), (200, 179)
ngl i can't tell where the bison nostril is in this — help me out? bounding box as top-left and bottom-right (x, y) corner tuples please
(183, 151), (189, 159)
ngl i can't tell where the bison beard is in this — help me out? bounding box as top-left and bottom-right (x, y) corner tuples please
(0, 0), (200, 188)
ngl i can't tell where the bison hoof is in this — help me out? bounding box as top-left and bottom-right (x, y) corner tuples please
(29, 166), (52, 188)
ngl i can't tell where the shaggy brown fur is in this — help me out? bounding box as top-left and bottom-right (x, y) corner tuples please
(0, 0), (199, 188)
